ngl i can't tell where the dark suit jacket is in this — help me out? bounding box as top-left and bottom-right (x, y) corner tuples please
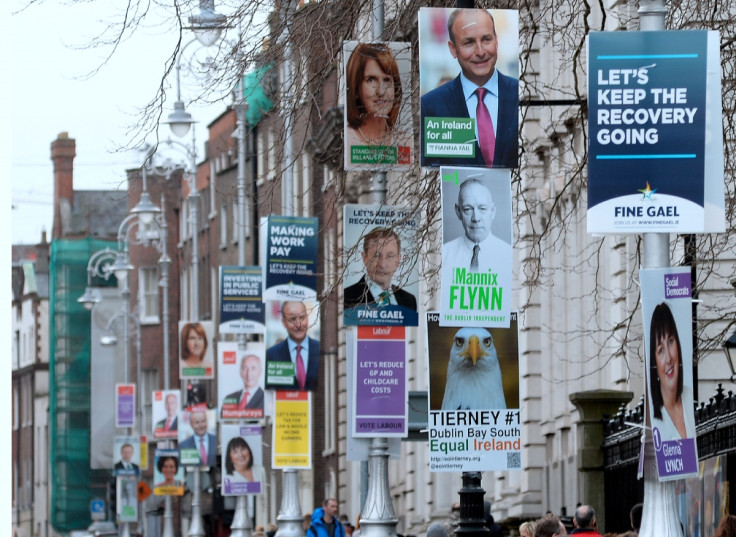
(344, 276), (417, 310)
(114, 461), (140, 473)
(155, 416), (178, 431)
(222, 387), (265, 410)
(420, 72), (518, 168)
(179, 433), (217, 467)
(266, 338), (320, 391)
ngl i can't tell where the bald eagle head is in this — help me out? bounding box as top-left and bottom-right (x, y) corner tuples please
(441, 327), (506, 410)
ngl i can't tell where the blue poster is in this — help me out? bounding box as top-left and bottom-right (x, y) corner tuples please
(219, 266), (265, 334)
(264, 216), (318, 301)
(587, 31), (712, 233)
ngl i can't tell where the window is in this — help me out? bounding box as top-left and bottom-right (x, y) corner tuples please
(231, 199), (240, 245)
(139, 267), (160, 323)
(220, 204), (228, 247)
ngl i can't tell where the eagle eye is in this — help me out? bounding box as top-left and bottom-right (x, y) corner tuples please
(454, 337), (464, 347)
(483, 337), (492, 346)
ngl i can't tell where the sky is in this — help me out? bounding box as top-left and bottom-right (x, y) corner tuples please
(8, 0), (235, 245)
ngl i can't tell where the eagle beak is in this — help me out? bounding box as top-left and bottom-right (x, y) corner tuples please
(462, 335), (489, 365)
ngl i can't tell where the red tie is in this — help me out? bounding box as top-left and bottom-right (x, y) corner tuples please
(475, 87), (495, 166)
(296, 345), (306, 389)
(238, 391), (250, 410)
(199, 438), (207, 464)
(164, 418), (171, 432)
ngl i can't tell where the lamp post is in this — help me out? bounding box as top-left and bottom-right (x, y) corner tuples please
(165, 6), (227, 529)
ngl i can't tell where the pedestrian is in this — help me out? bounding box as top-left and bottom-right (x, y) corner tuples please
(307, 498), (346, 537)
(629, 503), (642, 533)
(519, 521), (536, 537)
(570, 505), (600, 535)
(712, 515), (736, 537)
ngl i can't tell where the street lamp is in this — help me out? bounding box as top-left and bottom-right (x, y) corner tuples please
(189, 0), (228, 47)
(78, 248), (119, 310)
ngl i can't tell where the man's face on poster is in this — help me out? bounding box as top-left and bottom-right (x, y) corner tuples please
(190, 411), (208, 436)
(455, 182), (495, 243)
(281, 301), (309, 344)
(165, 394), (178, 417)
(362, 236), (401, 290)
(241, 354), (262, 391)
(121, 444), (134, 462)
(448, 10), (499, 87)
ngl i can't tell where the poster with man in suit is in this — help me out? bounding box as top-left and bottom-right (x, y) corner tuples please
(419, 8), (519, 169)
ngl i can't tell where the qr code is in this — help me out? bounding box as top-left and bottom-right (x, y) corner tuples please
(507, 452), (521, 469)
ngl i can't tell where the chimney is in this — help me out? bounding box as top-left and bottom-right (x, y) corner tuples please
(51, 132), (76, 239)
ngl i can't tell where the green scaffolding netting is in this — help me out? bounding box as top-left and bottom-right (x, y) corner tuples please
(49, 238), (117, 532)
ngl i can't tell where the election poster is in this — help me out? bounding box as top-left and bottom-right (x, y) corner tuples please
(178, 409), (218, 467)
(641, 266), (698, 481)
(152, 390), (180, 439)
(219, 341), (266, 420)
(153, 449), (185, 496)
(264, 299), (321, 391)
(272, 390), (312, 468)
(113, 436), (140, 477)
(219, 266), (266, 334)
(117, 476), (138, 522)
(419, 8), (520, 169)
(343, 204), (420, 327)
(351, 326), (407, 437)
(179, 320), (215, 379)
(426, 311), (520, 472)
(587, 30), (725, 233)
(343, 41), (413, 170)
(345, 328), (402, 461)
(264, 215), (319, 301)
(115, 383), (135, 428)
(440, 167), (513, 328)
(221, 424), (263, 495)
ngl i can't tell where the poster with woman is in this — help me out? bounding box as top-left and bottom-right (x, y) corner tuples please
(343, 41), (413, 170)
(221, 424), (263, 495)
(641, 266), (699, 481)
(153, 449), (185, 496)
(179, 320), (215, 379)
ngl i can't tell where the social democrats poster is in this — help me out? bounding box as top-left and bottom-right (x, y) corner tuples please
(264, 215), (318, 301)
(343, 204), (420, 327)
(153, 449), (185, 496)
(221, 424), (263, 495)
(351, 326), (408, 437)
(641, 266), (698, 481)
(419, 8), (520, 169)
(426, 311), (520, 472)
(343, 41), (414, 170)
(272, 390), (312, 468)
(587, 30), (725, 233)
(440, 167), (513, 328)
(219, 266), (266, 334)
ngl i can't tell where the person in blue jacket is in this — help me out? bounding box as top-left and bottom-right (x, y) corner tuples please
(308, 498), (345, 537)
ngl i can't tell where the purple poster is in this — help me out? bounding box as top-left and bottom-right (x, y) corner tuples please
(641, 266), (699, 481)
(352, 326), (407, 437)
(116, 383), (135, 428)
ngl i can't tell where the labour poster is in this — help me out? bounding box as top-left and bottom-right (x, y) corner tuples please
(218, 341), (266, 420)
(352, 326), (407, 437)
(272, 390), (311, 468)
(343, 41), (413, 170)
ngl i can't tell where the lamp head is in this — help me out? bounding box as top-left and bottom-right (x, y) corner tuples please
(131, 191), (161, 225)
(77, 287), (101, 311)
(189, 0), (227, 47)
(165, 100), (195, 138)
(110, 252), (134, 283)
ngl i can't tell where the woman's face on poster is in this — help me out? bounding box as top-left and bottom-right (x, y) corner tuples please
(229, 444), (251, 470)
(655, 330), (680, 402)
(359, 59), (395, 119)
(186, 329), (205, 358)
(162, 458), (177, 481)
